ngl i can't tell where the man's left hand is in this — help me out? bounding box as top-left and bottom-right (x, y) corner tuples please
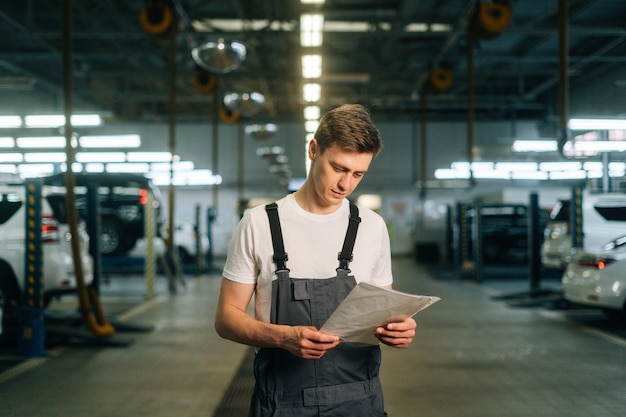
(375, 317), (416, 349)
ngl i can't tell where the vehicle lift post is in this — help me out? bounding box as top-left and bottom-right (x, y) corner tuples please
(86, 184), (153, 334)
(492, 192), (564, 306)
(18, 179), (45, 357)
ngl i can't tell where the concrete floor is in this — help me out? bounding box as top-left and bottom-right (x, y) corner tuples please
(1, 257), (625, 417)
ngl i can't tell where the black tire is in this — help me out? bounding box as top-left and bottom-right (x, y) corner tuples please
(99, 217), (124, 256)
(0, 261), (23, 339)
(603, 304), (626, 326)
(177, 246), (192, 264)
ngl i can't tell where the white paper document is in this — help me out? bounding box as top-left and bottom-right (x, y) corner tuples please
(320, 282), (441, 346)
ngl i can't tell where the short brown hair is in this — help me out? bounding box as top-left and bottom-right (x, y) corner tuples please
(314, 104), (383, 156)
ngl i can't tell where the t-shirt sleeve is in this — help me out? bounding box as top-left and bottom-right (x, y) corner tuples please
(373, 216), (393, 287)
(222, 211), (259, 285)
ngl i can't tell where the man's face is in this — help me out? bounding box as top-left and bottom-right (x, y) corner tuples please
(309, 140), (374, 210)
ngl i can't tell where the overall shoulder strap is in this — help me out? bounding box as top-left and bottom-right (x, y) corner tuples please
(337, 202), (361, 272)
(265, 203), (289, 272)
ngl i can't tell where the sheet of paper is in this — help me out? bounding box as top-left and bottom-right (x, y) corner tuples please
(320, 282), (441, 346)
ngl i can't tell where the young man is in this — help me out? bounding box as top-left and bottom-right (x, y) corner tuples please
(215, 104), (416, 417)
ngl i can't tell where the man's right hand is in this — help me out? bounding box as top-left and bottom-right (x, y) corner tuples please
(281, 326), (340, 359)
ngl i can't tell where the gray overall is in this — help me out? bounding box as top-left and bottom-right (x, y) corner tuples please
(247, 202), (387, 417)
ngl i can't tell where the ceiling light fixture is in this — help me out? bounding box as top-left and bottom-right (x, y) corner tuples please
(305, 120), (319, 133)
(303, 83), (321, 102)
(304, 106), (320, 120)
(245, 123), (278, 140)
(223, 92), (266, 117)
(300, 14), (324, 47)
(302, 54), (322, 78)
(191, 38), (247, 74)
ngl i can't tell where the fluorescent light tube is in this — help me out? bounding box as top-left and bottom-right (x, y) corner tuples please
(17, 136), (66, 148)
(473, 170), (511, 179)
(126, 152), (172, 162)
(511, 140), (558, 152)
(23, 153), (66, 163)
(0, 116), (22, 128)
(106, 163), (150, 173)
(84, 163), (105, 173)
(569, 118), (626, 130)
(151, 161), (195, 172)
(79, 134), (140, 148)
(549, 170), (587, 180)
(0, 137), (14, 147)
(0, 164), (17, 173)
(511, 171), (549, 180)
(17, 163), (55, 177)
(572, 141), (626, 152)
(495, 162), (538, 171)
(75, 152), (125, 163)
(0, 153), (23, 163)
(24, 114), (102, 128)
(539, 162), (582, 171)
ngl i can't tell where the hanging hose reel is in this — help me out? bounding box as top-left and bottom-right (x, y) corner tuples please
(428, 68), (454, 92)
(139, 0), (178, 38)
(219, 105), (240, 124)
(469, 1), (512, 40)
(192, 69), (217, 94)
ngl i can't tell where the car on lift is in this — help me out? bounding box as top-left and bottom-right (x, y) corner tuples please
(562, 234), (626, 322)
(541, 199), (572, 270)
(542, 192), (626, 270)
(0, 182), (93, 337)
(43, 173), (164, 257)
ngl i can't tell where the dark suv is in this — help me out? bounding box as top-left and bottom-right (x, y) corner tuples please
(43, 173), (164, 256)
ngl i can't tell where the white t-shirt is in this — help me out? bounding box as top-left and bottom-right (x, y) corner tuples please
(223, 193), (393, 323)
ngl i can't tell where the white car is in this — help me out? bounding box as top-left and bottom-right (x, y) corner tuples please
(562, 235), (626, 321)
(173, 221), (209, 264)
(0, 183), (93, 336)
(542, 192), (626, 270)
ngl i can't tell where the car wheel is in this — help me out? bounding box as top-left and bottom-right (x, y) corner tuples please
(0, 262), (23, 338)
(177, 246), (192, 264)
(99, 217), (123, 256)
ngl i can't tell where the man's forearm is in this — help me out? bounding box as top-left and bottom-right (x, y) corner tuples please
(215, 304), (289, 349)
